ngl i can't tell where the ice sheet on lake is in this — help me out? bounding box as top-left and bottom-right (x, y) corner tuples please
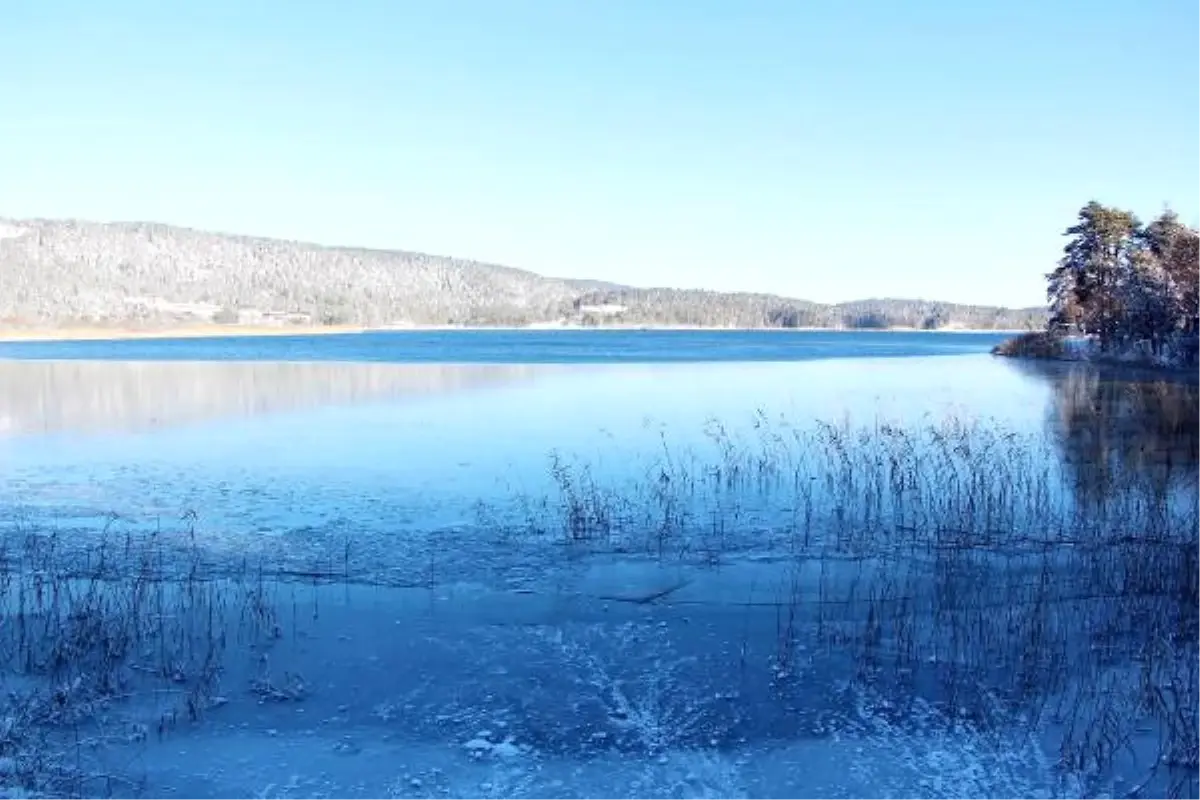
(126, 719), (1084, 800)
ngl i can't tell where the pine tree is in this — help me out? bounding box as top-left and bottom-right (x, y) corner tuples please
(1122, 256), (1173, 351)
(1141, 209), (1185, 258)
(1140, 210), (1200, 336)
(1171, 230), (1200, 335)
(1046, 201), (1142, 349)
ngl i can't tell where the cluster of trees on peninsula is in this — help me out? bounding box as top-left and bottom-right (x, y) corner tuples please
(0, 218), (1042, 331)
(1050, 203), (1198, 352)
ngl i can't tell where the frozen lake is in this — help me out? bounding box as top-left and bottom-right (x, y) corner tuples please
(0, 332), (1078, 558)
(0, 330), (1195, 798)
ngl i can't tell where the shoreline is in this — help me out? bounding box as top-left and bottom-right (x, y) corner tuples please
(0, 324), (368, 342)
(992, 331), (1200, 374)
(0, 323), (1026, 343)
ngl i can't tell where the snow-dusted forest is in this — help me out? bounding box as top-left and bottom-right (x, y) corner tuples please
(0, 218), (1043, 330)
(996, 203), (1199, 367)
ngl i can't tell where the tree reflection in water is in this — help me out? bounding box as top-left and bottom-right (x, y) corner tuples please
(1019, 361), (1198, 504)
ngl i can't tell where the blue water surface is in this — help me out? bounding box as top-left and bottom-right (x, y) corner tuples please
(0, 328), (1010, 363)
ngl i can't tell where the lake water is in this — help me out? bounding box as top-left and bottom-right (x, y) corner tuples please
(0, 328), (1012, 363)
(0, 331), (1042, 541)
(0, 330), (1195, 799)
(0, 332), (1080, 578)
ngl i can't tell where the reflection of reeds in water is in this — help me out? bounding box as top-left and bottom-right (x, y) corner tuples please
(0, 361), (559, 435)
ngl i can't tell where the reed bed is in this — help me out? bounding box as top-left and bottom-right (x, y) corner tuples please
(0, 517), (299, 797)
(518, 413), (1198, 795)
(526, 415), (1195, 556)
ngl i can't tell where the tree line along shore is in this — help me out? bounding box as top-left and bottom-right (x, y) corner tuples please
(0, 218), (1042, 333)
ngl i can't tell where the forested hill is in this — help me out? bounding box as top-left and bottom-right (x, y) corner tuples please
(0, 218), (1044, 330)
(570, 288), (1043, 330)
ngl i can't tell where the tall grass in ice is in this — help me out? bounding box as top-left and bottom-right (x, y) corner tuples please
(0, 514), (302, 797)
(530, 414), (1194, 556)
(0, 375), (1194, 796)
(521, 410), (1198, 795)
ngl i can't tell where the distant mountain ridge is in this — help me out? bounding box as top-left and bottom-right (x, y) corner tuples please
(0, 218), (1045, 330)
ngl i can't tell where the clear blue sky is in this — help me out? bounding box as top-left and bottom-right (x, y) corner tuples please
(2, 1), (1196, 307)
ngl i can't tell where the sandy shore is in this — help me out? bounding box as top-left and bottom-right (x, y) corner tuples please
(0, 324), (367, 342)
(0, 323), (1025, 343)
